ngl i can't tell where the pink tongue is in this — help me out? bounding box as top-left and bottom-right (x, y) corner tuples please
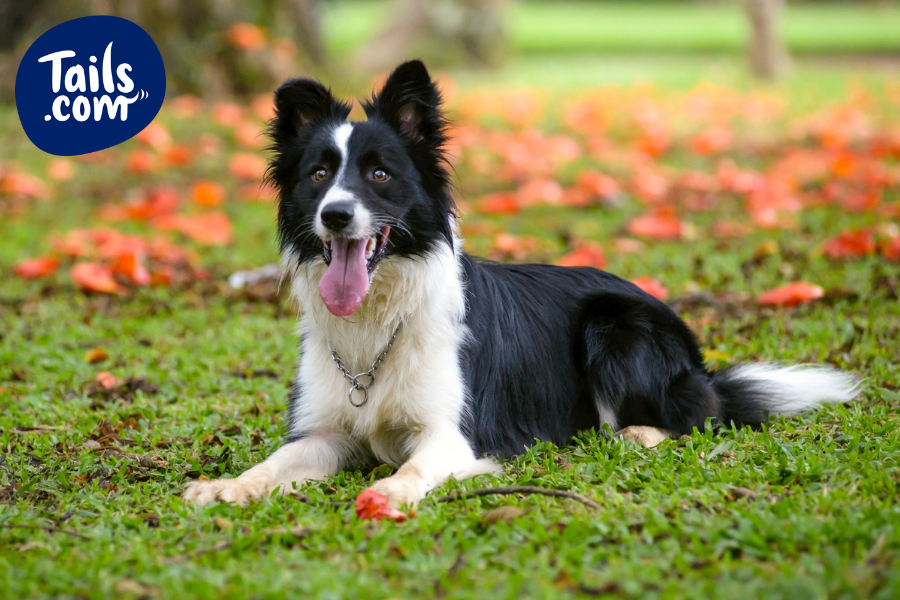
(319, 238), (370, 316)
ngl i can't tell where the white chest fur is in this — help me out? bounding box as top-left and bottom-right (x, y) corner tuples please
(284, 241), (469, 466)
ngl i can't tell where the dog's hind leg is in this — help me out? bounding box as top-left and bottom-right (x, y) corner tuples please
(615, 426), (671, 448)
(579, 292), (720, 438)
(182, 432), (355, 506)
(368, 425), (501, 509)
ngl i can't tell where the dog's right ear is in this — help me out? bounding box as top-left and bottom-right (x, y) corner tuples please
(270, 78), (350, 145)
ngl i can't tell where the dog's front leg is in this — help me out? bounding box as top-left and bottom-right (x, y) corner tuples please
(369, 425), (500, 509)
(183, 432), (353, 506)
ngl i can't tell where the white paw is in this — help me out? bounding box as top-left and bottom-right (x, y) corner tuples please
(615, 426), (671, 448)
(182, 473), (272, 506)
(369, 474), (428, 509)
(454, 457), (503, 479)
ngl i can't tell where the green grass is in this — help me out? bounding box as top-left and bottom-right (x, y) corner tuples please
(2, 198), (900, 599)
(2, 66), (900, 598)
(322, 1), (900, 57)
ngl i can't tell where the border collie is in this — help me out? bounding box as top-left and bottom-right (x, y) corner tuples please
(184, 61), (860, 507)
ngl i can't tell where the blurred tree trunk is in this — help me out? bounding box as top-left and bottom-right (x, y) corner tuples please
(0, 0), (324, 102)
(355, 0), (508, 74)
(745, 0), (788, 80)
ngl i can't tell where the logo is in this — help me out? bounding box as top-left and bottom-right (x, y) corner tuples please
(15, 16), (166, 156)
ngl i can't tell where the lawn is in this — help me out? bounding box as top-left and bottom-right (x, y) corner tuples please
(323, 1), (900, 56)
(2, 60), (900, 598)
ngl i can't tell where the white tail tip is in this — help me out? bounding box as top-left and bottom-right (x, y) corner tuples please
(726, 363), (862, 416)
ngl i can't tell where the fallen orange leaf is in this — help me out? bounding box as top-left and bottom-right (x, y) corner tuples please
(95, 371), (120, 390)
(631, 276), (669, 300)
(125, 150), (156, 175)
(626, 210), (683, 240)
(111, 251), (151, 286)
(191, 180), (226, 206)
(557, 242), (606, 269)
(213, 103), (244, 128)
(355, 489), (407, 522)
(228, 153), (267, 180)
(881, 238), (900, 261)
(85, 348), (109, 364)
(163, 145), (193, 167)
(226, 22), (266, 52)
(479, 192), (520, 215)
(169, 94), (202, 119)
(13, 256), (60, 279)
(46, 158), (75, 182)
(0, 171), (50, 199)
(757, 282), (825, 307)
(135, 122), (172, 151)
(153, 213), (233, 246)
(822, 229), (875, 259)
(576, 171), (621, 200)
(71, 262), (122, 295)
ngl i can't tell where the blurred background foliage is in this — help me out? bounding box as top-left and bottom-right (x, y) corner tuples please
(2, 0), (899, 101)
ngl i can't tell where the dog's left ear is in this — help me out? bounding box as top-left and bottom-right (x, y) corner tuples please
(365, 60), (446, 148)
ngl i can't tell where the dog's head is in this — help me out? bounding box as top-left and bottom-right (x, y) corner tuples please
(267, 60), (454, 317)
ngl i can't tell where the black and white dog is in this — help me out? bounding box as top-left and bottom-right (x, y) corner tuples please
(184, 61), (859, 507)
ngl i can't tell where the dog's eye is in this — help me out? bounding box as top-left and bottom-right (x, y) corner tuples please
(372, 169), (389, 182)
(313, 169), (328, 182)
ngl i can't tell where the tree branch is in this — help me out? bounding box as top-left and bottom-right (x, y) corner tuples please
(436, 485), (602, 510)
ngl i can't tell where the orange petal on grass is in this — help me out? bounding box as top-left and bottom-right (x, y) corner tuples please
(95, 371), (120, 390)
(557, 242), (606, 269)
(881, 238), (900, 261)
(47, 158), (75, 182)
(169, 94), (203, 119)
(491, 233), (539, 260)
(822, 229), (875, 259)
(191, 180), (227, 206)
(212, 103), (245, 128)
(226, 22), (266, 52)
(135, 122), (172, 151)
(626, 211), (683, 240)
(517, 178), (563, 207)
(235, 122), (265, 149)
(0, 171), (51, 199)
(14, 256), (60, 279)
(111, 251), (151, 286)
(355, 489), (407, 522)
(576, 171), (621, 200)
(757, 282), (825, 307)
(228, 153), (267, 180)
(153, 213), (233, 246)
(478, 192), (521, 215)
(125, 149), (156, 175)
(163, 145), (193, 167)
(70, 262), (123, 295)
(631, 276), (669, 300)
(689, 126), (732, 156)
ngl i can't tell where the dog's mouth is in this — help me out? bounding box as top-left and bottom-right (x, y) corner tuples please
(318, 226), (391, 317)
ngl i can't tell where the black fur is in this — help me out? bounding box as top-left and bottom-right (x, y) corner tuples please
(269, 60), (783, 459)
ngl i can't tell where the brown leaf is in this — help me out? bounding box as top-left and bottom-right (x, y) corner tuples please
(481, 505), (525, 525)
(728, 486), (761, 501)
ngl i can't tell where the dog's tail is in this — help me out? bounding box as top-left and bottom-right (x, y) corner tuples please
(709, 363), (861, 427)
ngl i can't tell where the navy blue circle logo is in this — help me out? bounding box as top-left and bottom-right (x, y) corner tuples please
(15, 16), (166, 156)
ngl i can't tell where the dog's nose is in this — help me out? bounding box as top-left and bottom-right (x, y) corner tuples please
(320, 202), (355, 231)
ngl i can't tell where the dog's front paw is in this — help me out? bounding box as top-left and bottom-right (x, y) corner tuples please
(369, 474), (428, 509)
(182, 474), (272, 506)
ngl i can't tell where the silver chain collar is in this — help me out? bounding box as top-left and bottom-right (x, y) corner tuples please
(328, 323), (402, 408)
